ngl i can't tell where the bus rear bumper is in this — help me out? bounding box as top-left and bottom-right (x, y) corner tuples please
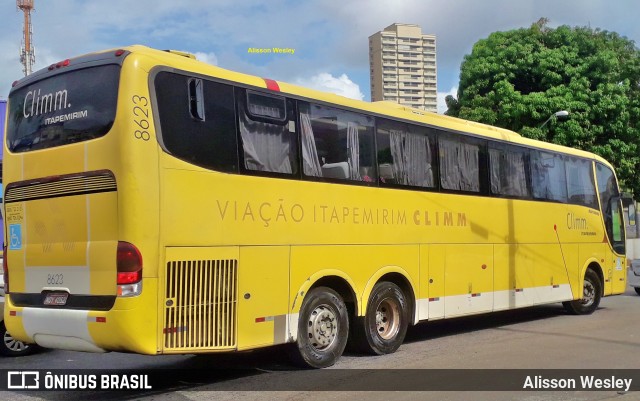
(18, 307), (108, 353)
(5, 279), (159, 354)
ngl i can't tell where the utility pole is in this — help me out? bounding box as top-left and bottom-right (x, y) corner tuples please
(17, 0), (35, 76)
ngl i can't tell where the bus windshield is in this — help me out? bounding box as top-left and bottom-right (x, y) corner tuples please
(6, 64), (120, 153)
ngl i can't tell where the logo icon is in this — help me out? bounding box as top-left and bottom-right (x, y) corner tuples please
(7, 371), (40, 389)
(9, 224), (22, 250)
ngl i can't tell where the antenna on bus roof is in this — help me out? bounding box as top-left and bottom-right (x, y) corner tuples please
(163, 50), (197, 60)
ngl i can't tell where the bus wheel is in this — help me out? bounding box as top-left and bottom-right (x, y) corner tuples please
(350, 282), (408, 355)
(0, 321), (34, 357)
(563, 269), (602, 315)
(635, 287), (640, 296)
(289, 286), (348, 369)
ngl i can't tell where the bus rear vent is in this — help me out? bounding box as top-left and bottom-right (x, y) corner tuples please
(163, 260), (238, 351)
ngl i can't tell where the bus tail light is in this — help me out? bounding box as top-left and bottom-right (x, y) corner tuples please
(117, 241), (142, 297)
(3, 244), (8, 294)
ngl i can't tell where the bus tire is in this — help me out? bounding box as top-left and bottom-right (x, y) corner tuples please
(0, 321), (35, 357)
(635, 287), (640, 296)
(563, 269), (602, 315)
(288, 286), (349, 369)
(350, 282), (408, 355)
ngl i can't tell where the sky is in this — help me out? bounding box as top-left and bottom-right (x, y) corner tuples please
(0, 0), (638, 114)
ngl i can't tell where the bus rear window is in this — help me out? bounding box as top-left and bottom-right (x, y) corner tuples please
(6, 65), (120, 153)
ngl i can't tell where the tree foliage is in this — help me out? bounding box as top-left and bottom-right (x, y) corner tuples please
(446, 19), (640, 194)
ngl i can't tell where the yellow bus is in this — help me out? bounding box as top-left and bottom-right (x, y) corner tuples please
(2, 45), (627, 368)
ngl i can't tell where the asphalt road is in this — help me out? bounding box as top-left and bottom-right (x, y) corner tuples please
(2, 287), (640, 401)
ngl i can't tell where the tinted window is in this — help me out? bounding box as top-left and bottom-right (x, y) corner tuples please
(7, 65), (120, 152)
(489, 144), (530, 197)
(439, 135), (482, 192)
(300, 102), (376, 182)
(376, 118), (436, 188)
(237, 88), (297, 175)
(155, 72), (238, 172)
(531, 151), (567, 202)
(565, 157), (598, 209)
(246, 90), (286, 121)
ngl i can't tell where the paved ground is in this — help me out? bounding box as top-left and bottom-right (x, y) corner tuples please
(2, 287), (640, 400)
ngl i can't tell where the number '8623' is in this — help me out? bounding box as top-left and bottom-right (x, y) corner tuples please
(47, 274), (64, 285)
(132, 95), (151, 141)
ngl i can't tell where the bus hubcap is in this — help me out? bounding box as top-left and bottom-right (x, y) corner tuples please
(582, 280), (595, 306)
(4, 331), (28, 352)
(307, 305), (337, 350)
(375, 298), (400, 340)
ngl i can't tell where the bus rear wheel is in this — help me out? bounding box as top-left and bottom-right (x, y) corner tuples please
(289, 286), (349, 369)
(0, 321), (35, 357)
(350, 282), (408, 355)
(563, 269), (602, 315)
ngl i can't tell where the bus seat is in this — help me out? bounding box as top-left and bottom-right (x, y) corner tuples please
(322, 162), (350, 179)
(379, 163), (394, 180)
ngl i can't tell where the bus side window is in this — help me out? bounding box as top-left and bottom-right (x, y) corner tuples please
(188, 78), (205, 121)
(439, 135), (481, 193)
(376, 118), (436, 188)
(154, 72), (238, 173)
(237, 88), (298, 175)
(531, 151), (567, 202)
(488, 143), (530, 197)
(299, 102), (376, 183)
(565, 157), (598, 209)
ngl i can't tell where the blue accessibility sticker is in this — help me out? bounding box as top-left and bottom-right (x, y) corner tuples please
(9, 224), (22, 250)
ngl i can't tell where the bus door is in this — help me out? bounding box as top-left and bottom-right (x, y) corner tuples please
(595, 163), (626, 294)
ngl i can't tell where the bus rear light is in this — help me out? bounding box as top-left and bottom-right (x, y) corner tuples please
(115, 49), (125, 57)
(2, 244), (8, 294)
(117, 241), (142, 297)
(49, 59), (71, 70)
(117, 270), (141, 285)
(117, 282), (142, 297)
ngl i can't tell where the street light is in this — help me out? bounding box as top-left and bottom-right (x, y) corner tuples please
(540, 110), (569, 128)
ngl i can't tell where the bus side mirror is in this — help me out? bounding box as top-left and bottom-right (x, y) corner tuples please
(620, 193), (636, 226)
(621, 192), (634, 207)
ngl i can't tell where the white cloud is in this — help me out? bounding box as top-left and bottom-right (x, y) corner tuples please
(194, 52), (218, 66)
(295, 73), (364, 101)
(437, 86), (458, 114)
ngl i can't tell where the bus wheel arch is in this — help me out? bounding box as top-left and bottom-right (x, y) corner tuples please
(289, 276), (357, 368)
(292, 273), (358, 323)
(587, 262), (605, 297)
(349, 272), (414, 355)
(563, 264), (603, 315)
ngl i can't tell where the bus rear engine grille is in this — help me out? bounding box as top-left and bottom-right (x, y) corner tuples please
(4, 170), (117, 203)
(164, 259), (238, 351)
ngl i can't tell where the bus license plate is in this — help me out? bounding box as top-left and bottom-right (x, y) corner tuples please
(44, 293), (69, 306)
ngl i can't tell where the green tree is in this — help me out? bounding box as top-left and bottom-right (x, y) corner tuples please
(446, 19), (640, 194)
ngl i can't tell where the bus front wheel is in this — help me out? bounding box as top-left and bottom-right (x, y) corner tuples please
(350, 281), (409, 355)
(563, 269), (602, 315)
(289, 286), (349, 369)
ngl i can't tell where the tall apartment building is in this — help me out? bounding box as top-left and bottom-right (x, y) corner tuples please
(369, 23), (437, 112)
